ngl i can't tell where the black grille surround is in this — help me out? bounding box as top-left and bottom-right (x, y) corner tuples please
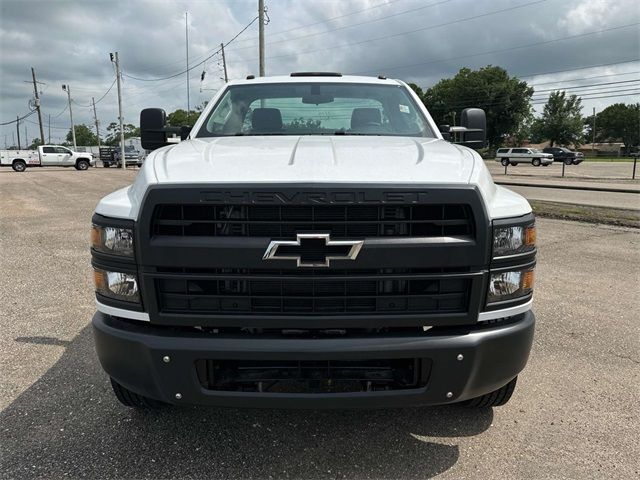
(135, 185), (491, 329)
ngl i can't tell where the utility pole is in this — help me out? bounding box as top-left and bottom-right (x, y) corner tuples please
(111, 51), (125, 169)
(258, 0), (265, 76)
(48, 114), (51, 143)
(185, 11), (190, 123)
(16, 116), (21, 149)
(31, 67), (45, 144)
(220, 42), (228, 82)
(62, 84), (77, 150)
(92, 97), (101, 146)
(591, 107), (596, 156)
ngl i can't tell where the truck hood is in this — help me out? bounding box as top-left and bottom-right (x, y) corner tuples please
(150, 136), (476, 185)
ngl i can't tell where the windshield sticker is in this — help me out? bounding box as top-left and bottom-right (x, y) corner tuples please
(399, 104), (410, 114)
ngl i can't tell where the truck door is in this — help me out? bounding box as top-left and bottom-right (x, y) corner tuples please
(40, 146), (59, 166)
(55, 147), (74, 166)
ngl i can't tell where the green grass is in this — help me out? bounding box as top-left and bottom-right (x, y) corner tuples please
(581, 156), (638, 162)
(531, 200), (639, 228)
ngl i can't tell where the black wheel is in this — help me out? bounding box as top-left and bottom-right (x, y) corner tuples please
(510, 162), (517, 166)
(12, 160), (26, 172)
(501, 158), (509, 166)
(564, 158), (572, 165)
(532, 158), (541, 167)
(76, 159), (90, 170)
(110, 378), (165, 409)
(462, 377), (518, 408)
(103, 162), (111, 168)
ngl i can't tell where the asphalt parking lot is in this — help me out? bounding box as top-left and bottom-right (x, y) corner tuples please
(1, 168), (639, 479)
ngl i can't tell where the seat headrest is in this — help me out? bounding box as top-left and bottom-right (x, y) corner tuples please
(351, 108), (381, 129)
(252, 108), (283, 132)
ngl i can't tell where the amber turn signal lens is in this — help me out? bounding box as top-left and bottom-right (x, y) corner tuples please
(522, 269), (535, 291)
(524, 225), (536, 247)
(93, 269), (106, 291)
(90, 225), (102, 250)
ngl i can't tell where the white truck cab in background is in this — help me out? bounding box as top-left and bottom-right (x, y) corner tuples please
(0, 145), (95, 172)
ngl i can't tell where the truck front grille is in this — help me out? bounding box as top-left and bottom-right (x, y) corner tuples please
(154, 269), (471, 316)
(151, 204), (473, 238)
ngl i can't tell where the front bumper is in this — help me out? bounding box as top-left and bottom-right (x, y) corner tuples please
(93, 311), (535, 409)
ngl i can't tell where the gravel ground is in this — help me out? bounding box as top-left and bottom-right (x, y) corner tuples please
(1, 167), (639, 479)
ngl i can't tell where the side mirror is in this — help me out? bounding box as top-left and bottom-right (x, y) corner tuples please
(459, 108), (486, 149)
(140, 108), (181, 151)
(180, 125), (192, 140)
(439, 124), (451, 141)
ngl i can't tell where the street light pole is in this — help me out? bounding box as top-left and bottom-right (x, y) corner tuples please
(62, 84), (77, 150)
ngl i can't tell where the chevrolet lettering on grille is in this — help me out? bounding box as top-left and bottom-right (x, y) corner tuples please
(263, 233), (364, 267)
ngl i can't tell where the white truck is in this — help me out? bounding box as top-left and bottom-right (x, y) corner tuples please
(0, 145), (95, 172)
(91, 73), (536, 410)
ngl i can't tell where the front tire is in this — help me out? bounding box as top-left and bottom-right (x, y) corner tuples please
(110, 378), (165, 409)
(12, 160), (26, 172)
(501, 158), (509, 166)
(532, 158), (541, 167)
(462, 377), (518, 408)
(76, 159), (90, 170)
(564, 158), (573, 165)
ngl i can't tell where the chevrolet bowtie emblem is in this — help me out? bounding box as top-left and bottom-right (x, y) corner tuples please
(263, 233), (364, 268)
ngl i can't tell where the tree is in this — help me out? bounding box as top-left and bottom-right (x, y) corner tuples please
(587, 103), (640, 148)
(415, 66), (534, 149)
(28, 138), (43, 149)
(66, 124), (98, 146)
(105, 122), (140, 146)
(534, 91), (584, 147)
(167, 109), (201, 127)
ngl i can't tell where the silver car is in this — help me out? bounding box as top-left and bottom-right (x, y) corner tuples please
(496, 147), (554, 167)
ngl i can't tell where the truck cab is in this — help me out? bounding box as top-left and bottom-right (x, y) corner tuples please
(91, 73), (536, 410)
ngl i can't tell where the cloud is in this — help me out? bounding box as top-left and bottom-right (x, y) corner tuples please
(0, 0), (638, 144)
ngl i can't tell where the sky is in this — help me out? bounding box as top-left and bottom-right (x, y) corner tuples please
(0, 0), (639, 146)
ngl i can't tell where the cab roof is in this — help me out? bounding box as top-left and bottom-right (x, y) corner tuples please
(227, 74), (404, 87)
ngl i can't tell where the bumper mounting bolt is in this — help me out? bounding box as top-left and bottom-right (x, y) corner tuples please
(457, 354), (464, 361)
(162, 356), (171, 363)
(175, 393), (182, 400)
(446, 392), (453, 399)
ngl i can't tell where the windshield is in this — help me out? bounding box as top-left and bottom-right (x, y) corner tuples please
(196, 83), (434, 137)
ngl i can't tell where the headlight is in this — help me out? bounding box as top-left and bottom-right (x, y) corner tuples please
(487, 267), (534, 304)
(493, 222), (536, 258)
(91, 224), (134, 257)
(93, 268), (140, 303)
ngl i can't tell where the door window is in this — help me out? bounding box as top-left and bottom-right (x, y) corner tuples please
(42, 147), (56, 154)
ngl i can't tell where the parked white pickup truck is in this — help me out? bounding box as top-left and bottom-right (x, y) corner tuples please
(0, 145), (95, 172)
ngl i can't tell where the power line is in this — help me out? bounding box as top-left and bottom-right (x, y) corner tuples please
(529, 70), (640, 86)
(0, 110), (36, 126)
(70, 79), (117, 108)
(349, 23), (640, 75)
(230, 0), (458, 54)
(123, 16), (259, 82)
(532, 79), (640, 94)
(228, 0), (545, 61)
(228, 0), (406, 47)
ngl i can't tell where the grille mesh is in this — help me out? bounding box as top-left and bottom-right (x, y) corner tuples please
(151, 204), (474, 238)
(155, 269), (470, 315)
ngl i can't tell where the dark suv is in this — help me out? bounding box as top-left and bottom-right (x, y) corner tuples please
(542, 147), (584, 165)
